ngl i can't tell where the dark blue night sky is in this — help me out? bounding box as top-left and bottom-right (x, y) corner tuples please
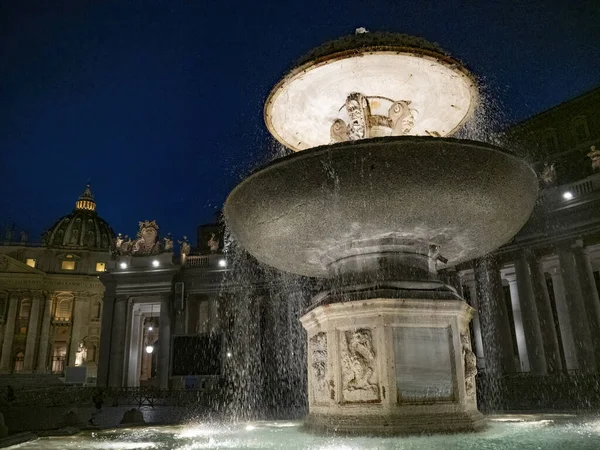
(1, 0), (599, 245)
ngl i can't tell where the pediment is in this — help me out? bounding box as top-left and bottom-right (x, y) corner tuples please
(0, 254), (45, 275)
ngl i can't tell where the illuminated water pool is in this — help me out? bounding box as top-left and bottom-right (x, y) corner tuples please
(11, 415), (600, 450)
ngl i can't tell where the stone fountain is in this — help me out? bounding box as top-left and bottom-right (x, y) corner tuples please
(224, 31), (538, 435)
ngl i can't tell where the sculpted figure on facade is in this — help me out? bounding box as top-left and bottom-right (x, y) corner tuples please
(115, 221), (173, 256)
(163, 233), (174, 252)
(461, 333), (477, 398)
(115, 233), (124, 251)
(540, 162), (557, 185)
(120, 236), (132, 254)
(340, 328), (379, 402)
(331, 93), (415, 143)
(207, 233), (219, 253)
(20, 231), (28, 244)
(132, 220), (159, 254)
(588, 145), (600, 172)
(310, 332), (329, 402)
(179, 236), (191, 257)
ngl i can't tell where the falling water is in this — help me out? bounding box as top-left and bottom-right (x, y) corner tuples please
(220, 228), (315, 420)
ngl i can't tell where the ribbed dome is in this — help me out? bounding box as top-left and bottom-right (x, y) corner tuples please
(44, 184), (115, 251)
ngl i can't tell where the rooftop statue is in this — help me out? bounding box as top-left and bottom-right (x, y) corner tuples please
(588, 145), (600, 172)
(115, 221), (173, 256)
(540, 162), (557, 185)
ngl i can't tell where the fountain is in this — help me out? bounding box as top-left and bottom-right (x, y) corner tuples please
(224, 30), (538, 435)
(8, 30), (600, 450)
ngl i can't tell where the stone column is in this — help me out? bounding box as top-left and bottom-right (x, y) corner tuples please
(460, 272), (484, 363)
(572, 243), (600, 367)
(96, 280), (116, 387)
(547, 263), (578, 370)
(529, 255), (562, 372)
(514, 253), (547, 375)
(0, 292), (19, 372)
(474, 256), (517, 374)
(504, 272), (530, 372)
(23, 292), (42, 371)
(108, 295), (128, 387)
(36, 292), (55, 373)
(68, 293), (88, 366)
(558, 246), (596, 371)
(127, 306), (142, 387)
(158, 293), (172, 389)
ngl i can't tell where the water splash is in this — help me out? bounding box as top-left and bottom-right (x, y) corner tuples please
(220, 229), (313, 420)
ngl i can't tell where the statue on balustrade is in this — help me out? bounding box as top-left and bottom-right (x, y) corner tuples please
(540, 162), (557, 185)
(588, 145), (600, 172)
(114, 221), (174, 256)
(207, 233), (219, 253)
(179, 236), (191, 258)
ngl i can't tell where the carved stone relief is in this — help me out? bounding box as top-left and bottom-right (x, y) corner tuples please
(330, 92), (415, 143)
(461, 333), (477, 398)
(340, 328), (379, 402)
(310, 332), (329, 402)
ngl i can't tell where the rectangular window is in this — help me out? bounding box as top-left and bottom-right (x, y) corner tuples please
(573, 120), (590, 142)
(61, 260), (75, 271)
(26, 258), (36, 268)
(95, 262), (106, 272)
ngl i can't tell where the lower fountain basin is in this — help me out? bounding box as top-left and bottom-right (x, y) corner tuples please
(224, 136), (538, 278)
(13, 417), (600, 449)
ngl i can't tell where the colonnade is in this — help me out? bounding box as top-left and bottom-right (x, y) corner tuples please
(460, 241), (600, 375)
(0, 290), (98, 374)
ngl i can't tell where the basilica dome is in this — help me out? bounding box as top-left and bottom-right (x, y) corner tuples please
(44, 184), (115, 251)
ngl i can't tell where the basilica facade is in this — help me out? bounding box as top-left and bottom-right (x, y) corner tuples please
(0, 185), (113, 381)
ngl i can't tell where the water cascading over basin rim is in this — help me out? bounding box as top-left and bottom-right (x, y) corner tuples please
(223, 135), (538, 278)
(222, 29), (541, 436)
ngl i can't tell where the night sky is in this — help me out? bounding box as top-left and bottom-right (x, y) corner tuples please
(1, 1), (599, 246)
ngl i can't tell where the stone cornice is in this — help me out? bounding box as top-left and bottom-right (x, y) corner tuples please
(0, 272), (104, 294)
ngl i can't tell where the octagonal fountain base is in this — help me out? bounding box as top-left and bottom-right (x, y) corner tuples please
(300, 296), (486, 435)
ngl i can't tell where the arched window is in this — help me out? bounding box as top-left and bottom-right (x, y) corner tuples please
(13, 352), (24, 373)
(88, 344), (98, 363)
(55, 299), (72, 320)
(572, 116), (590, 142)
(542, 129), (559, 154)
(52, 343), (67, 373)
(19, 299), (31, 319)
(91, 300), (102, 320)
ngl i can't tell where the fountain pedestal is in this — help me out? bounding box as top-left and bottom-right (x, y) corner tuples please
(300, 296), (485, 435)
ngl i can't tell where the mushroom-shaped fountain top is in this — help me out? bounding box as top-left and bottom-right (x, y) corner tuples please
(265, 31), (478, 152)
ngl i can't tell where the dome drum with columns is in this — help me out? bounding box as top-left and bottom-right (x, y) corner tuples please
(43, 184), (115, 251)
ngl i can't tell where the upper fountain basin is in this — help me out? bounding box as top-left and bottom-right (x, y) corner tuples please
(224, 136), (538, 278)
(265, 33), (477, 152)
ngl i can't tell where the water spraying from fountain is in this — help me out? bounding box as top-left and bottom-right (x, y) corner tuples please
(223, 30), (538, 434)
